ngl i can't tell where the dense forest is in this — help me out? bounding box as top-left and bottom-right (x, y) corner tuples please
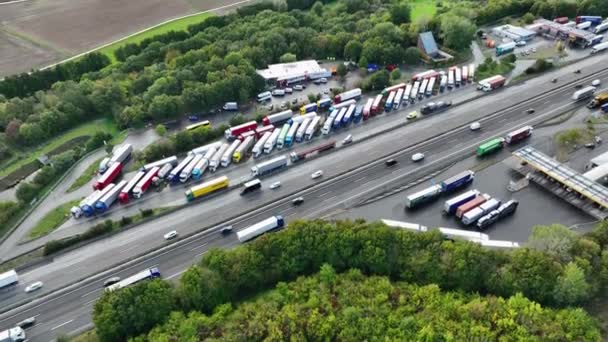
(2, 0), (606, 148)
(93, 219), (608, 341)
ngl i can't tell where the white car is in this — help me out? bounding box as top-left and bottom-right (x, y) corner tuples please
(25, 281), (43, 293)
(516, 40), (526, 46)
(293, 85), (304, 91)
(269, 181), (281, 189)
(163, 230), (178, 240)
(342, 134), (353, 145)
(411, 153), (425, 162)
(469, 122), (481, 131)
(311, 170), (324, 179)
(592, 79), (601, 87)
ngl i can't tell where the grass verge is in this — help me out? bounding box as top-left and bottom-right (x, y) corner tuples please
(0, 119), (119, 178)
(0, 248), (43, 273)
(98, 12), (212, 62)
(70, 330), (98, 342)
(67, 158), (105, 193)
(26, 200), (81, 240)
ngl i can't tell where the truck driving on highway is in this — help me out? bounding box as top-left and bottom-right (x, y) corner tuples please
(237, 215), (285, 242)
(185, 176), (229, 201)
(477, 75), (505, 92)
(587, 92), (608, 108)
(0, 327), (25, 342)
(251, 156), (288, 177)
(572, 86), (596, 101)
(504, 126), (533, 144)
(290, 141), (336, 163)
(241, 178), (262, 195)
(0, 270), (18, 289)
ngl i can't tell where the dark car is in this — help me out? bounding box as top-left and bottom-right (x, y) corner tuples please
(585, 143), (596, 149)
(220, 226), (233, 235)
(574, 84), (583, 89)
(385, 159), (398, 167)
(292, 197), (304, 206)
(526, 108), (535, 114)
(103, 277), (121, 287)
(188, 115), (199, 122)
(17, 317), (36, 329)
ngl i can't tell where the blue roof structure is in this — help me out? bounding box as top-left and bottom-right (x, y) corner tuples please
(419, 32), (439, 57)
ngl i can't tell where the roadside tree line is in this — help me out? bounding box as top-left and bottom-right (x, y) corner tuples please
(93, 219), (608, 341)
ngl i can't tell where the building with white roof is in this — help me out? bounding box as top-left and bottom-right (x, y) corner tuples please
(256, 60), (331, 86)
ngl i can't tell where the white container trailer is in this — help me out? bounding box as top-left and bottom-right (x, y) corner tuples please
(411, 82), (420, 102)
(426, 77), (435, 96)
(591, 41), (608, 54)
(252, 132), (272, 158)
(455, 67), (462, 86)
(305, 116), (321, 140)
(107, 144), (133, 169)
(468, 64), (475, 81)
(394, 88), (404, 110)
(285, 122), (300, 146)
(295, 118), (311, 143)
(190, 141), (222, 156)
(237, 215), (285, 242)
(403, 83), (413, 103)
(209, 143), (229, 172)
(143, 156), (178, 172)
(439, 75), (447, 92)
(221, 140), (241, 167)
(419, 78), (428, 97)
(167, 155), (194, 183)
(0, 270), (18, 288)
(233, 136), (255, 162)
(263, 128), (281, 154)
(448, 68), (455, 88)
(179, 154), (203, 183)
(95, 180), (127, 212)
(322, 116), (334, 135)
(462, 66), (468, 83)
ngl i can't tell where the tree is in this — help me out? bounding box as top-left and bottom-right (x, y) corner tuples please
(390, 69), (401, 80)
(279, 53), (297, 63)
(553, 262), (590, 305)
(522, 12), (535, 24)
(229, 114), (246, 127)
(403, 47), (422, 65)
(528, 224), (578, 263)
(155, 124), (167, 137)
(311, 1), (324, 15)
(344, 40), (363, 62)
(16, 182), (40, 204)
(93, 280), (174, 342)
(366, 70), (390, 91)
(391, 2), (411, 25)
(440, 15), (476, 51)
(148, 95), (181, 120)
(337, 64), (348, 78)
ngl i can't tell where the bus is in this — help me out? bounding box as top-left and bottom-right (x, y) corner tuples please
(241, 178), (262, 195)
(257, 91), (272, 102)
(106, 267), (161, 291)
(186, 120), (211, 131)
(405, 184), (442, 209)
(476, 138), (504, 157)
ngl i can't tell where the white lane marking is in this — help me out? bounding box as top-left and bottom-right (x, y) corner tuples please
(189, 242), (208, 251)
(194, 251), (208, 258)
(51, 319), (73, 331)
(119, 245), (140, 254)
(354, 176), (367, 183)
(165, 270), (186, 280)
(83, 298), (97, 307)
(318, 191), (332, 198)
(79, 288), (100, 298)
(0, 0), (29, 5)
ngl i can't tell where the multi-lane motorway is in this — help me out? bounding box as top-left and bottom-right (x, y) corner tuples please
(2, 56), (608, 341)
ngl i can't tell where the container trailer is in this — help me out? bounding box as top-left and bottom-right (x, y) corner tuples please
(394, 88), (404, 110)
(372, 94), (384, 114)
(251, 156), (288, 177)
(504, 126), (533, 144)
(405, 184), (442, 209)
(300, 103), (317, 114)
(142, 156), (178, 172)
(284, 122), (300, 147)
(295, 118), (311, 143)
(477, 75), (505, 92)
(190, 141), (222, 156)
(317, 98), (333, 110)
(362, 98), (374, 120)
(289, 140), (336, 163)
(455, 194), (490, 219)
(426, 77), (435, 96)
(334, 88), (361, 103)
(233, 136), (255, 163)
(133, 166), (159, 198)
(440, 170), (474, 192)
(381, 83), (407, 96)
(591, 41), (608, 54)
(180, 154), (203, 183)
(221, 140), (241, 167)
(224, 121), (257, 140)
(95, 180), (127, 213)
(118, 170), (145, 204)
(153, 162), (175, 185)
(276, 123), (291, 149)
(329, 99), (356, 112)
(262, 110), (293, 126)
(443, 189), (480, 214)
(94, 162), (122, 191)
(185, 176), (229, 201)
(572, 86), (596, 101)
(0, 270), (18, 289)
(237, 215), (285, 243)
(385, 91), (396, 112)
(209, 143), (229, 172)
(419, 78), (428, 97)
(167, 155), (194, 183)
(253, 132), (272, 158)
(477, 138), (504, 157)
(263, 128), (281, 154)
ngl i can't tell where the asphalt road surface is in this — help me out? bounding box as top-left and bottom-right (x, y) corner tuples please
(1, 56), (608, 341)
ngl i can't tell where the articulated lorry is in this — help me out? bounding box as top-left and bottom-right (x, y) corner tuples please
(0, 270), (18, 289)
(167, 155), (194, 184)
(142, 156), (178, 172)
(0, 327), (25, 342)
(504, 126), (533, 144)
(192, 147), (215, 180)
(118, 170), (145, 204)
(289, 141), (336, 163)
(94, 162), (122, 190)
(587, 92), (608, 108)
(209, 143), (229, 172)
(251, 156), (288, 177)
(477, 75), (505, 92)
(253, 132), (272, 158)
(152, 162), (175, 185)
(224, 121), (257, 140)
(263, 129), (281, 154)
(237, 215), (285, 243)
(572, 86), (596, 101)
(440, 170), (474, 193)
(99, 144), (132, 173)
(132, 166), (159, 199)
(462, 198), (501, 226)
(334, 88), (361, 103)
(95, 180), (127, 213)
(185, 176), (229, 201)
(180, 154), (204, 183)
(444, 189), (480, 215)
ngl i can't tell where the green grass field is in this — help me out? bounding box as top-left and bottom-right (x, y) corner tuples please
(27, 199), (80, 240)
(0, 119), (121, 178)
(98, 12), (212, 62)
(411, 0), (437, 21)
(67, 157), (105, 193)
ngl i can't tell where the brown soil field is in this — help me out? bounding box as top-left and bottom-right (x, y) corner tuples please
(0, 0), (256, 77)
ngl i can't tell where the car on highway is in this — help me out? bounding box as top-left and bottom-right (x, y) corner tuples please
(406, 111), (418, 120)
(574, 84), (583, 89)
(17, 317), (36, 329)
(551, 78), (558, 83)
(292, 197), (304, 206)
(25, 281), (43, 293)
(311, 170), (324, 179)
(342, 134), (353, 145)
(531, 47), (537, 53)
(385, 159), (398, 167)
(592, 79), (601, 87)
(526, 108), (535, 114)
(574, 69), (581, 74)
(103, 277), (121, 287)
(220, 226), (233, 235)
(269, 181), (282, 189)
(470, 122), (481, 131)
(585, 143), (596, 149)
(411, 153), (425, 162)
(163, 230), (178, 240)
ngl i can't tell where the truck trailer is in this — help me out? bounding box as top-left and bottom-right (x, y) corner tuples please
(444, 189), (480, 215)
(82, 187), (112, 216)
(118, 170), (145, 204)
(190, 141), (222, 156)
(455, 194), (490, 219)
(233, 136), (255, 162)
(284, 122), (300, 147)
(329, 99), (356, 113)
(132, 166), (159, 199)
(295, 118), (311, 143)
(167, 155), (194, 183)
(504, 126), (533, 144)
(276, 123), (291, 149)
(221, 140), (241, 167)
(290, 141), (336, 163)
(185, 176), (229, 201)
(362, 98), (374, 120)
(95, 180), (127, 213)
(477, 75), (505, 92)
(180, 154), (204, 183)
(94, 162), (122, 190)
(572, 86), (596, 101)
(496, 42), (516, 56)
(192, 147), (216, 180)
(382, 83), (407, 96)
(209, 143), (229, 172)
(237, 215), (285, 243)
(587, 92), (608, 108)
(0, 270), (18, 289)
(0, 327), (25, 342)
(440, 170), (474, 192)
(334, 88), (362, 103)
(251, 156), (288, 177)
(107, 144), (132, 168)
(253, 132), (272, 158)
(142, 156), (178, 172)
(591, 41), (608, 54)
(224, 121), (257, 140)
(263, 129), (281, 154)
(305, 116), (321, 140)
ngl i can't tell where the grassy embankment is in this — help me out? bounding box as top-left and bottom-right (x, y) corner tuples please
(26, 200), (81, 240)
(66, 157), (106, 193)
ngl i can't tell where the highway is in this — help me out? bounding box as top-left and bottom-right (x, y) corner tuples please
(1, 56), (608, 341)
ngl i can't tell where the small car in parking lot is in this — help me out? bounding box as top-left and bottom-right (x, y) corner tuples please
(103, 277), (121, 287)
(285, 87), (293, 94)
(411, 153), (425, 162)
(293, 85), (304, 91)
(163, 230), (178, 240)
(311, 170), (324, 179)
(220, 226), (233, 235)
(385, 159), (398, 167)
(25, 281), (43, 293)
(292, 197), (304, 206)
(17, 317), (36, 329)
(516, 40), (526, 46)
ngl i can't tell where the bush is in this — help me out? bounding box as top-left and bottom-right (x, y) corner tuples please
(525, 58), (553, 75)
(140, 208), (154, 217)
(85, 132), (113, 153)
(16, 182), (40, 204)
(0, 201), (21, 228)
(81, 220), (114, 241)
(43, 236), (81, 256)
(120, 216), (133, 227)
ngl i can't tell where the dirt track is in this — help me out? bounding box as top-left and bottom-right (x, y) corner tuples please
(0, 0), (252, 77)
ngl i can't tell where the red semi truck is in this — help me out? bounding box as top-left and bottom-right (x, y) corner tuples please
(119, 170), (146, 204)
(289, 140), (336, 163)
(224, 121), (257, 140)
(94, 162), (122, 190)
(504, 126), (533, 144)
(132, 167), (160, 199)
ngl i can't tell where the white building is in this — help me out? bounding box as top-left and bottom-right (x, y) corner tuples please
(256, 60), (331, 86)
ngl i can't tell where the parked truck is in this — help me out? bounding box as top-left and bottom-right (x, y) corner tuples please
(191, 148), (214, 180)
(382, 83), (407, 96)
(98, 157), (111, 174)
(295, 118), (311, 143)
(290, 141), (336, 163)
(440, 170), (474, 192)
(496, 42), (516, 56)
(444, 189), (480, 215)
(362, 98), (374, 120)
(180, 154), (203, 183)
(477, 75), (505, 92)
(167, 155), (194, 183)
(142, 156), (178, 172)
(190, 141), (222, 156)
(94, 162), (122, 190)
(209, 143), (229, 172)
(254, 124), (275, 139)
(118, 170), (145, 204)
(329, 99), (356, 113)
(591, 41), (608, 54)
(221, 140), (241, 167)
(334, 88), (362, 103)
(317, 98), (332, 110)
(132, 166), (159, 199)
(284, 122), (300, 147)
(152, 162), (174, 185)
(412, 70), (439, 81)
(0, 270), (18, 289)
(504, 126), (533, 144)
(185, 176), (229, 201)
(455, 194), (490, 219)
(251, 156), (288, 177)
(262, 110), (292, 126)
(300, 103), (317, 114)
(305, 116), (321, 140)
(0, 327), (25, 342)
(222, 102), (238, 111)
(371, 94), (384, 115)
(82, 188), (110, 217)
(95, 180), (127, 213)
(576, 15), (602, 25)
(224, 121), (257, 140)
(237, 215), (285, 243)
(587, 92), (608, 108)
(477, 199), (518, 230)
(233, 136), (255, 163)
(263, 129), (281, 154)
(572, 86), (596, 101)
(276, 123), (291, 149)
(462, 198), (502, 226)
(107, 144), (132, 167)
